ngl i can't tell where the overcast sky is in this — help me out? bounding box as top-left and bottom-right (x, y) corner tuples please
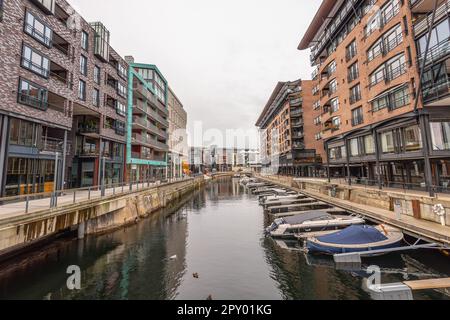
(71, 0), (321, 148)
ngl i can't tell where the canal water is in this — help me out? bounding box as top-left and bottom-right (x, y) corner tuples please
(0, 177), (449, 300)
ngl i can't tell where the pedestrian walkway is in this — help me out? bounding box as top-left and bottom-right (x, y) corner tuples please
(0, 178), (190, 222)
(258, 175), (450, 245)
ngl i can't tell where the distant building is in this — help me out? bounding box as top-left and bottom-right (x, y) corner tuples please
(256, 80), (323, 177)
(125, 56), (169, 182)
(167, 88), (188, 179)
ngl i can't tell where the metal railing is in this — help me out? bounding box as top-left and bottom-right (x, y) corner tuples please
(0, 176), (197, 215)
(18, 93), (48, 111)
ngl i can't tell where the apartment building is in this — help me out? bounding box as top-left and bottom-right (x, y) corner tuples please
(256, 80), (323, 177)
(125, 56), (169, 182)
(298, 0), (450, 192)
(0, 0), (127, 196)
(167, 87), (188, 179)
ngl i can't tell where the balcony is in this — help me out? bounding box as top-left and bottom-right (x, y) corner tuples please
(132, 133), (169, 152)
(52, 32), (70, 57)
(78, 122), (100, 135)
(132, 117), (168, 139)
(133, 81), (168, 116)
(289, 98), (303, 107)
(292, 143), (305, 150)
(292, 131), (304, 140)
(291, 120), (304, 128)
(310, 0), (358, 62)
(418, 37), (450, 66)
(385, 63), (407, 83)
(41, 137), (72, 154)
(290, 108), (303, 118)
(411, 0), (447, 13)
(413, 0), (449, 35)
(423, 77), (450, 106)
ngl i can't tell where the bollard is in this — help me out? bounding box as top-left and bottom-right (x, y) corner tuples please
(88, 187), (91, 200)
(73, 190), (76, 204)
(25, 196), (29, 214)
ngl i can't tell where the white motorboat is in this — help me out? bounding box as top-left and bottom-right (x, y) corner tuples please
(265, 211), (365, 240)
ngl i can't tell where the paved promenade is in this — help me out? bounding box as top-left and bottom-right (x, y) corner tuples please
(0, 179), (187, 222)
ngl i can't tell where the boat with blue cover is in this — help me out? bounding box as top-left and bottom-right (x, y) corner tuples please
(306, 225), (404, 255)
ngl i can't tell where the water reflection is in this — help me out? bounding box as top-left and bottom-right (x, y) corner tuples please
(0, 178), (448, 300)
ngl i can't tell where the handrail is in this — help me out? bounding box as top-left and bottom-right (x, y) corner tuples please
(0, 177), (198, 213)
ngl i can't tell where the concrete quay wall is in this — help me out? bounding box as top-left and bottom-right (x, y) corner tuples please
(0, 177), (204, 260)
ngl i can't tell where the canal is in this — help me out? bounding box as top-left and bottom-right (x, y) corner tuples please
(0, 177), (449, 300)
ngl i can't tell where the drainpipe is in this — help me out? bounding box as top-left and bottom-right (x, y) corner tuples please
(325, 143), (331, 183)
(61, 130), (67, 191)
(345, 138), (351, 186)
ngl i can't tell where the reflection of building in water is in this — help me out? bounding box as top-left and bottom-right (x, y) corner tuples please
(263, 238), (367, 299)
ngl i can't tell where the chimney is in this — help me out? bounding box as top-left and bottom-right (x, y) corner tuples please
(125, 55), (135, 64)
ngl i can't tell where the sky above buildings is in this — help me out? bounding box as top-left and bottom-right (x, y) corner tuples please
(70, 0), (321, 148)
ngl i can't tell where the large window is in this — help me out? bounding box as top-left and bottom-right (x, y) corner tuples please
(9, 118), (39, 147)
(94, 66), (101, 84)
(329, 145), (346, 160)
(350, 138), (360, 157)
(78, 80), (86, 101)
(346, 40), (357, 61)
(351, 107), (364, 126)
(350, 84), (361, 104)
(370, 54), (406, 86)
(329, 79), (338, 95)
(80, 55), (88, 76)
(117, 82), (127, 98)
(404, 125), (422, 152)
(24, 11), (52, 47)
(368, 24), (403, 61)
(118, 64), (127, 80)
(430, 122), (450, 151)
(93, 88), (100, 107)
(364, 135), (375, 154)
(372, 85), (410, 112)
(380, 130), (395, 154)
(116, 101), (126, 116)
(330, 97), (339, 113)
(21, 44), (49, 78)
(18, 78), (48, 110)
(81, 31), (89, 51)
(348, 62), (359, 82)
(417, 18), (450, 57)
(0, 0), (4, 22)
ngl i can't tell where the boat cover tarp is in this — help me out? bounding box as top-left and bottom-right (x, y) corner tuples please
(316, 225), (387, 245)
(283, 212), (333, 225)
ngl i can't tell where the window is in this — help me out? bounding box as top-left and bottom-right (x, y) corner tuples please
(327, 61), (337, 76)
(350, 138), (360, 157)
(115, 120), (126, 136)
(93, 88), (100, 107)
(370, 54), (406, 86)
(32, 0), (55, 14)
(314, 116), (321, 125)
(116, 101), (126, 116)
(417, 18), (450, 59)
(80, 55), (88, 76)
(94, 66), (101, 84)
(24, 11), (53, 47)
(21, 44), (50, 78)
(18, 78), (48, 110)
(330, 97), (339, 113)
(346, 40), (357, 61)
(364, 135), (375, 154)
(117, 82), (127, 98)
(380, 130), (395, 153)
(315, 133), (322, 141)
(9, 118), (39, 147)
(313, 101), (321, 110)
(351, 107), (364, 126)
(368, 24), (403, 61)
(372, 85), (410, 112)
(404, 125), (422, 152)
(332, 117), (341, 129)
(350, 84), (361, 104)
(118, 64), (127, 80)
(348, 62), (359, 82)
(430, 122), (450, 150)
(81, 31), (89, 51)
(329, 79), (338, 95)
(78, 80), (86, 101)
(1, 0), (4, 22)
(329, 145), (346, 160)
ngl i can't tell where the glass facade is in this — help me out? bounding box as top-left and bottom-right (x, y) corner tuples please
(91, 22), (110, 62)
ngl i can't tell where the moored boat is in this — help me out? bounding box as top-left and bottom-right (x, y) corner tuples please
(265, 211), (365, 240)
(306, 225), (404, 255)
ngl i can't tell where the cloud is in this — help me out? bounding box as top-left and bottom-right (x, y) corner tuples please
(70, 0), (321, 148)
